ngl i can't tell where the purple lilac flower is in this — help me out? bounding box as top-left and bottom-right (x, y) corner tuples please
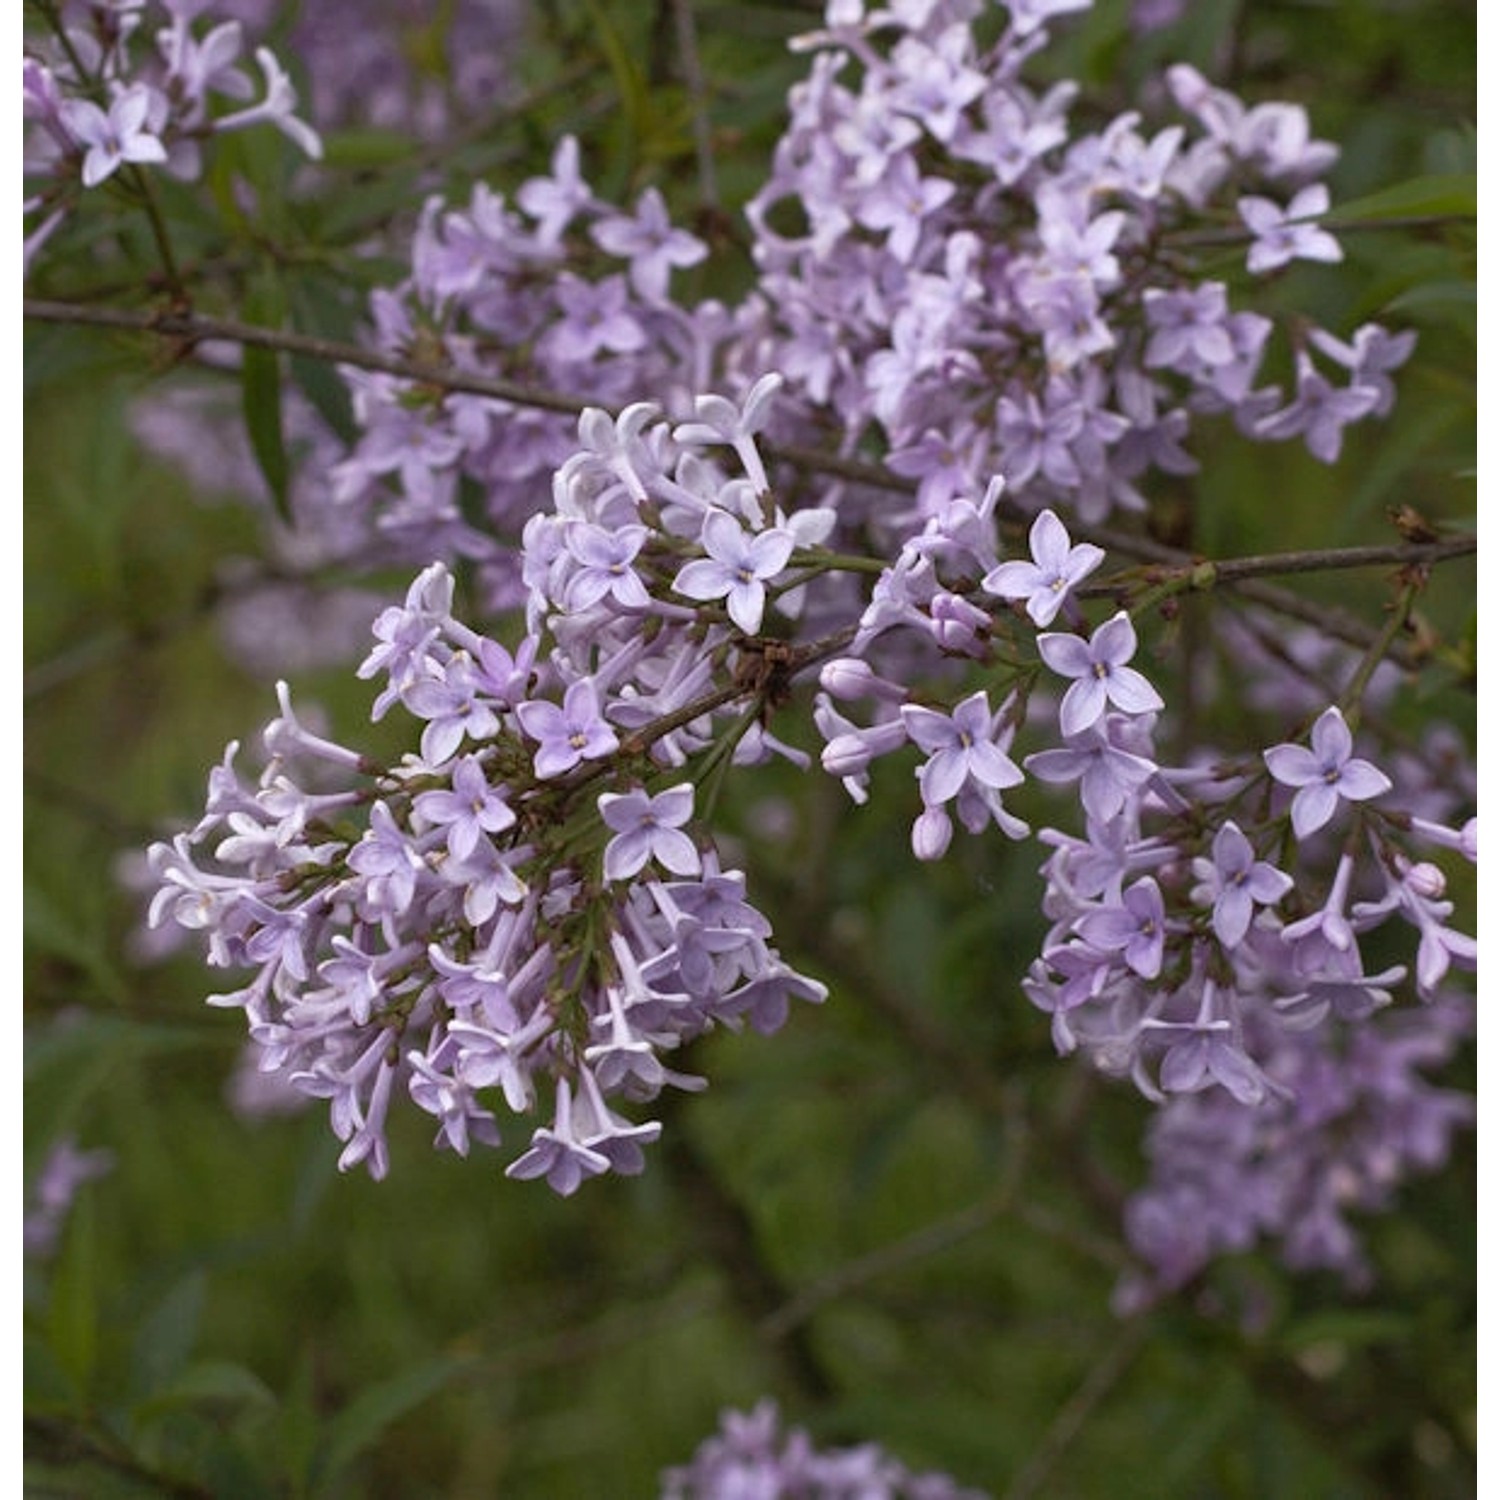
(60, 85), (167, 186)
(662, 1399), (989, 1500)
(1192, 821), (1293, 947)
(900, 691), (1023, 810)
(983, 508), (1104, 626)
(1078, 876), (1168, 978)
(1238, 184), (1343, 274)
(515, 679), (620, 779)
(599, 785), (701, 881)
(591, 187), (707, 300)
(672, 512), (795, 634)
(1264, 706), (1392, 838)
(414, 756), (516, 860)
(1037, 612), (1164, 736)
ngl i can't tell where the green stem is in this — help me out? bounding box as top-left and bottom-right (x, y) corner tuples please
(1339, 577), (1423, 729)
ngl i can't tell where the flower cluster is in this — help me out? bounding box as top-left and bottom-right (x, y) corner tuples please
(725, 0), (1411, 526)
(148, 397), (842, 1189)
(23, 0), (320, 270)
(314, 137), (719, 598)
(661, 1400), (988, 1500)
(1117, 993), (1474, 1307)
(124, 0), (1472, 1294)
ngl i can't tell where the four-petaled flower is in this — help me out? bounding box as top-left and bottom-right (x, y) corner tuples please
(62, 85), (167, 187)
(984, 508), (1105, 626)
(1078, 876), (1167, 978)
(673, 512), (794, 634)
(515, 679), (620, 779)
(900, 690), (1023, 808)
(1192, 820), (1293, 947)
(599, 785), (701, 881)
(1264, 706), (1391, 838)
(1037, 612), (1164, 736)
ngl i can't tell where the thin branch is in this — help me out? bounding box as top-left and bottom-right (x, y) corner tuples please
(1001, 1314), (1155, 1500)
(1078, 537), (1475, 593)
(761, 1092), (1027, 1342)
(24, 298), (590, 416)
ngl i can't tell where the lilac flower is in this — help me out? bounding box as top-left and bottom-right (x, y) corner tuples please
(504, 1077), (612, 1195)
(61, 84), (167, 186)
(591, 188), (707, 300)
(561, 521), (652, 612)
(1192, 821), (1293, 947)
(516, 135), (592, 244)
(1037, 612), (1164, 736)
(212, 46), (322, 158)
(1264, 706), (1391, 838)
(900, 691), (1023, 809)
(854, 152), (956, 261)
(983, 508), (1104, 626)
(672, 512), (794, 634)
(1238, 184), (1342, 274)
(1256, 350), (1381, 463)
(1025, 723), (1157, 824)
(599, 785), (701, 881)
(414, 756), (516, 861)
(662, 1399), (988, 1500)
(1146, 981), (1273, 1105)
(1308, 322), (1417, 418)
(347, 801), (427, 919)
(514, 679), (620, 779)
(1078, 877), (1167, 978)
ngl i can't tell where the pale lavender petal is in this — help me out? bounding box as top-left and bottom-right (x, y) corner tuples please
(1104, 666), (1164, 716)
(1291, 780), (1340, 838)
(1264, 743), (1320, 787)
(1336, 759), (1392, 802)
(1059, 675), (1107, 736)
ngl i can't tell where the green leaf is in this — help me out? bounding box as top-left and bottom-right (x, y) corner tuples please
(46, 1193), (99, 1402)
(130, 1269), (206, 1398)
(310, 1353), (475, 1495)
(132, 1359), (279, 1425)
(1332, 172), (1476, 225)
(242, 270), (291, 522)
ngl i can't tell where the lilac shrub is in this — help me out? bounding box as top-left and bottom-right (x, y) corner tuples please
(122, 0), (1472, 1303)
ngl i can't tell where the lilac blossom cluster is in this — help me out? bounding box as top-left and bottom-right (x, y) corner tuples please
(815, 502), (1474, 1117)
(318, 137), (718, 598)
(723, 0), (1411, 526)
(23, 0), (320, 270)
(661, 1400), (988, 1500)
(122, 0), (1472, 1294)
(148, 379), (1475, 1315)
(147, 398), (838, 1190)
(121, 0), (1413, 626)
(1117, 994), (1474, 1308)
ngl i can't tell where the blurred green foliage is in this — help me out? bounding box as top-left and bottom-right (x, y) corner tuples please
(25, 1), (1473, 1496)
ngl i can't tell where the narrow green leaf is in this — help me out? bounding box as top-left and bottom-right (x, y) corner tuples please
(1332, 172), (1476, 225)
(132, 1359), (279, 1424)
(310, 1353), (474, 1494)
(130, 1269), (206, 1398)
(46, 1192), (99, 1402)
(242, 270), (291, 522)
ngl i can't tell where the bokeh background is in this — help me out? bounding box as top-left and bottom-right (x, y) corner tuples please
(24, 1), (1475, 1495)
